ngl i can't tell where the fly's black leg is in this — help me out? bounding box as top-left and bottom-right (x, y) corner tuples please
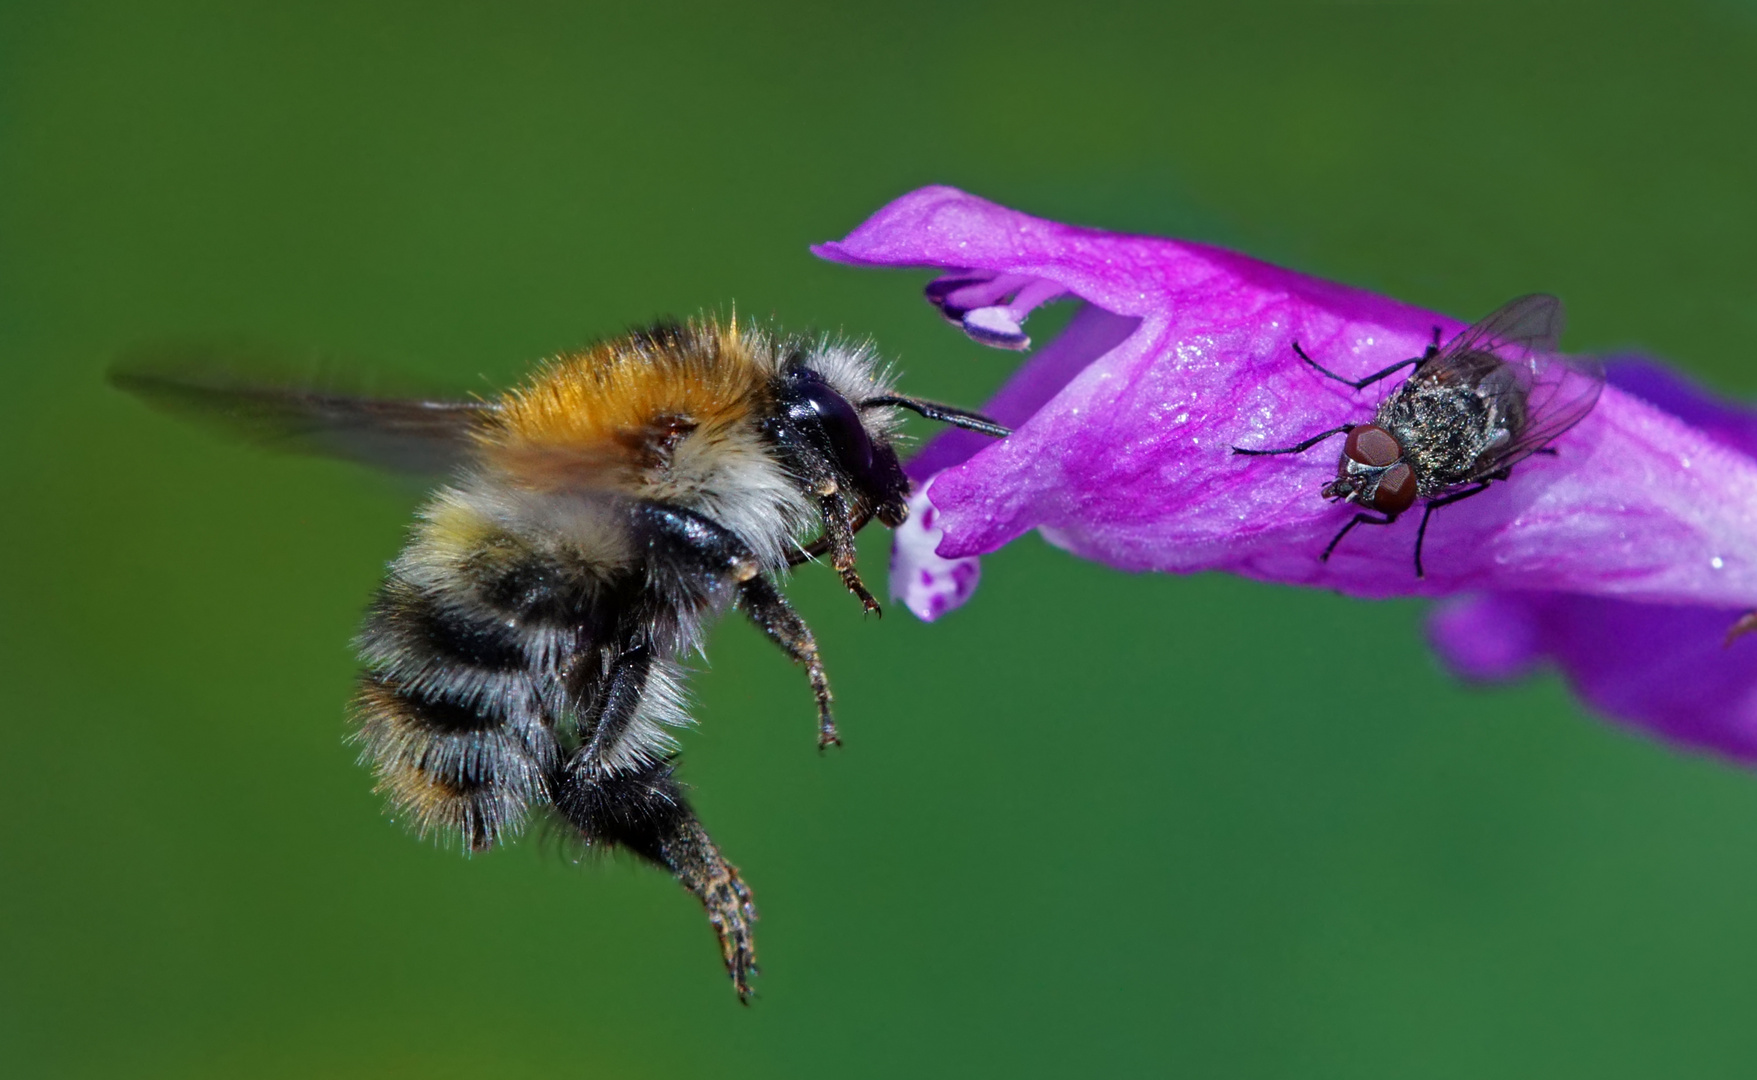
(552, 761), (758, 1001)
(1321, 511), (1399, 563)
(738, 574), (839, 749)
(1412, 481), (1495, 578)
(1291, 324), (1441, 387)
(1291, 342), (1422, 390)
(1532, 447), (1559, 457)
(1233, 424), (1353, 457)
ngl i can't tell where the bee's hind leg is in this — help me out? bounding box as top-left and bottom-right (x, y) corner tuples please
(554, 761), (759, 1001)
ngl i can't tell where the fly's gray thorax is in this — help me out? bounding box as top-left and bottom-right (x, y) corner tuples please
(1376, 377), (1523, 492)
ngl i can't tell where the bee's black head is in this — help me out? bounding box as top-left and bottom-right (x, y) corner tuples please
(773, 366), (911, 526)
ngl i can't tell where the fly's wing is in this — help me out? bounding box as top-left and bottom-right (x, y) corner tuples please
(1407, 294), (1601, 479)
(1435, 293), (1566, 366)
(1468, 349), (1605, 477)
(110, 348), (497, 475)
(1401, 293), (1565, 396)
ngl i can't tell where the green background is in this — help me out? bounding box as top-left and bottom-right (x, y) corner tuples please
(6, 2), (1757, 1076)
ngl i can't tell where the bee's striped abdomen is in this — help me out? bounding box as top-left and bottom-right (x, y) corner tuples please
(351, 670), (554, 852)
(350, 494), (615, 852)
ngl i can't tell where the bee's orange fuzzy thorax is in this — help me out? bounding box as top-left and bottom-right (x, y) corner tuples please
(476, 319), (773, 486)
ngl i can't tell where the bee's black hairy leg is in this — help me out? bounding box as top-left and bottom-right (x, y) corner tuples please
(662, 818), (760, 1003)
(1412, 480), (1497, 578)
(1233, 424), (1354, 457)
(817, 489), (881, 616)
(628, 500), (761, 582)
(738, 575), (839, 749)
(552, 761), (758, 1001)
(786, 534), (831, 566)
(567, 644), (652, 778)
(1291, 341), (1424, 390)
(785, 503), (874, 569)
(1320, 510), (1399, 564)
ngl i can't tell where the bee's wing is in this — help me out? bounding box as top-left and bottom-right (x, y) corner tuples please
(1435, 293), (1566, 366)
(110, 350), (496, 475)
(1469, 349), (1605, 477)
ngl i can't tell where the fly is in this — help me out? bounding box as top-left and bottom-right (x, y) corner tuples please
(1233, 294), (1604, 577)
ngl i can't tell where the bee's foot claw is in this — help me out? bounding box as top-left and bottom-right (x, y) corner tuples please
(702, 865), (758, 1001)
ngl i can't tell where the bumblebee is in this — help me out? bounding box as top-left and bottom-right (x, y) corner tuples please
(113, 317), (1006, 999)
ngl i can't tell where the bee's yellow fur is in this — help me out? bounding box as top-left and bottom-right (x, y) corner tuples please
(477, 318), (780, 495)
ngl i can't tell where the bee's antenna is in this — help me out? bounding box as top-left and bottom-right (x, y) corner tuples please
(860, 395), (1010, 438)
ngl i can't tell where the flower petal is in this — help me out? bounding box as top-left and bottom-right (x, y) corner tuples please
(1603, 357), (1757, 459)
(1430, 592), (1757, 765)
(889, 482), (982, 622)
(1427, 360), (1757, 767)
(817, 187), (1757, 614)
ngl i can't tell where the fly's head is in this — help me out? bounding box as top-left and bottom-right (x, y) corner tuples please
(1322, 423), (1419, 517)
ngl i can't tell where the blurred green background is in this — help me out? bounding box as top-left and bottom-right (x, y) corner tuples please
(7, 2), (1757, 1076)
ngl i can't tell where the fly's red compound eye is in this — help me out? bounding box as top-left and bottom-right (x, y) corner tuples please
(1371, 462), (1418, 513)
(1343, 424), (1402, 468)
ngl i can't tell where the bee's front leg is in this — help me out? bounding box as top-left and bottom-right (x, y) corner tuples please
(815, 487), (881, 616)
(738, 574), (838, 749)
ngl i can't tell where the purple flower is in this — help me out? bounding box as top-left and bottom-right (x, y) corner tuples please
(1430, 361), (1757, 765)
(814, 186), (1757, 765)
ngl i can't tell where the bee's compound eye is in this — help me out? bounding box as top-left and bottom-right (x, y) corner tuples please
(787, 372), (874, 474)
(1344, 424), (1402, 468)
(1371, 462), (1418, 513)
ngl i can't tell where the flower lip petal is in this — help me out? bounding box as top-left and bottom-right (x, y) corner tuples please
(906, 302), (1142, 481)
(889, 481), (981, 621)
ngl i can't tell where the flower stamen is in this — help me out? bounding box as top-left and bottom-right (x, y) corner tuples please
(924, 272), (1067, 350)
